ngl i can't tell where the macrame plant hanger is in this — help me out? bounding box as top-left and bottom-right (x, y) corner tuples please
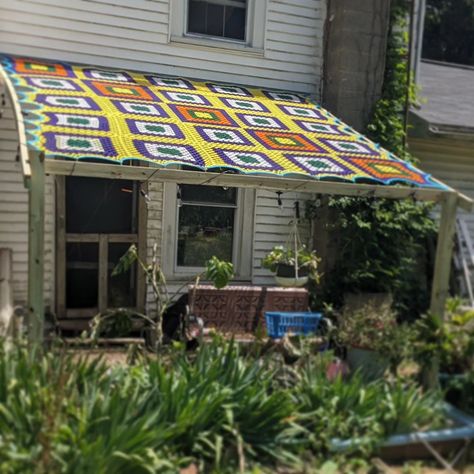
(284, 201), (302, 280)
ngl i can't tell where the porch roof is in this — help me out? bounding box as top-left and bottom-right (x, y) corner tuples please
(1, 55), (472, 210)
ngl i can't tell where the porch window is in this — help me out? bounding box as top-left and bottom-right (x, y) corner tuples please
(177, 184), (237, 267)
(187, 0), (247, 41)
(56, 177), (147, 319)
(162, 183), (254, 279)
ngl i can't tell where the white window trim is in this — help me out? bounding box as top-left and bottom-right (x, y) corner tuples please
(169, 0), (267, 56)
(161, 182), (255, 281)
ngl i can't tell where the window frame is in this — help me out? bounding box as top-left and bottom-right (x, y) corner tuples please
(170, 0), (266, 54)
(55, 176), (147, 319)
(162, 182), (255, 281)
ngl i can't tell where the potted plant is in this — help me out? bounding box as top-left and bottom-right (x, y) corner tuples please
(262, 245), (321, 287)
(335, 300), (402, 380)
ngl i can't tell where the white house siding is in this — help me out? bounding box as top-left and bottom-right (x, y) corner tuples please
(253, 190), (311, 285)
(409, 136), (474, 288)
(0, 0), (325, 95)
(0, 98), (55, 307)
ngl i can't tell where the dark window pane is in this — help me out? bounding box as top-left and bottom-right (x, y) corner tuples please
(224, 6), (246, 40)
(108, 243), (137, 308)
(66, 177), (137, 234)
(181, 184), (237, 205)
(66, 243), (98, 309)
(188, 0), (207, 34)
(177, 205), (234, 267)
(187, 0), (246, 40)
(206, 3), (224, 37)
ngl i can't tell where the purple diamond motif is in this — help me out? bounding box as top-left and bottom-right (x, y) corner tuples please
(319, 138), (378, 155)
(25, 77), (84, 92)
(262, 90), (307, 103)
(111, 100), (168, 117)
(219, 97), (269, 113)
(133, 140), (204, 167)
(194, 126), (253, 145)
(161, 91), (211, 106)
(43, 132), (117, 157)
(126, 119), (184, 139)
(206, 83), (252, 97)
(294, 120), (346, 135)
(83, 68), (135, 83)
(215, 148), (283, 171)
(45, 112), (109, 131)
(278, 104), (326, 120)
(236, 113), (288, 130)
(36, 94), (100, 111)
(146, 76), (195, 90)
(284, 153), (353, 177)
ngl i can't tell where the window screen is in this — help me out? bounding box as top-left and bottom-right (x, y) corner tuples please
(187, 0), (247, 41)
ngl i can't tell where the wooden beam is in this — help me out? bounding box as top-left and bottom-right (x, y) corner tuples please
(0, 65), (31, 180)
(44, 159), (466, 206)
(27, 151), (45, 344)
(55, 176), (66, 319)
(0, 248), (14, 338)
(137, 181), (148, 313)
(425, 192), (458, 389)
(98, 234), (109, 313)
(430, 192), (458, 317)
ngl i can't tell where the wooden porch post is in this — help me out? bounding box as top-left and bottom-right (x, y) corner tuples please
(27, 151), (45, 344)
(425, 192), (458, 388)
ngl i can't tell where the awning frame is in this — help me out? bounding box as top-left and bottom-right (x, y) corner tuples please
(2, 67), (473, 390)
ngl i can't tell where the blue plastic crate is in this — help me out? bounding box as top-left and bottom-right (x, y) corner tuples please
(265, 311), (323, 339)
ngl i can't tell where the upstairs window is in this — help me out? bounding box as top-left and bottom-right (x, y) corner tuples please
(170, 0), (266, 51)
(187, 0), (247, 41)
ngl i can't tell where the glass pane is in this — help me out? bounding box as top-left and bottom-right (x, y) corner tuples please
(206, 3), (224, 37)
(108, 243), (137, 308)
(224, 5), (246, 40)
(181, 184), (237, 205)
(188, 0), (246, 40)
(66, 243), (98, 309)
(188, 0), (207, 34)
(66, 177), (137, 234)
(177, 205), (234, 267)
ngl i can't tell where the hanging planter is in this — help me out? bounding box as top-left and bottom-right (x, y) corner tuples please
(262, 201), (321, 288)
(275, 263), (309, 287)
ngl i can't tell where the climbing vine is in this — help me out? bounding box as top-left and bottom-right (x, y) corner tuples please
(308, 1), (436, 319)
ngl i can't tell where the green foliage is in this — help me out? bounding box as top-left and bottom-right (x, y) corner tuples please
(205, 256), (234, 289)
(412, 298), (474, 373)
(293, 357), (444, 456)
(0, 340), (448, 472)
(261, 245), (321, 282)
(308, 2), (436, 319)
(423, 0), (474, 65)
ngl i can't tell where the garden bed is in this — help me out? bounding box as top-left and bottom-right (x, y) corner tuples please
(330, 403), (474, 463)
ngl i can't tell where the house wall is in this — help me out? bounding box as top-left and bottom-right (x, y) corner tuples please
(0, 0), (325, 95)
(0, 0), (322, 314)
(0, 98), (55, 308)
(409, 135), (474, 288)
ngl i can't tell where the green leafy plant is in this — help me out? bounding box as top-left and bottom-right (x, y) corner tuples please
(261, 245), (321, 282)
(106, 244), (234, 349)
(412, 298), (474, 374)
(205, 256), (234, 289)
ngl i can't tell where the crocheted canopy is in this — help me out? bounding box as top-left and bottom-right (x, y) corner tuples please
(1, 55), (443, 189)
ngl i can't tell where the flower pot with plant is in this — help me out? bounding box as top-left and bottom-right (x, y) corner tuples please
(336, 300), (407, 380)
(262, 245), (321, 288)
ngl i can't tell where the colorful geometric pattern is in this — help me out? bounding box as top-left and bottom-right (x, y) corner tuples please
(0, 55), (443, 188)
